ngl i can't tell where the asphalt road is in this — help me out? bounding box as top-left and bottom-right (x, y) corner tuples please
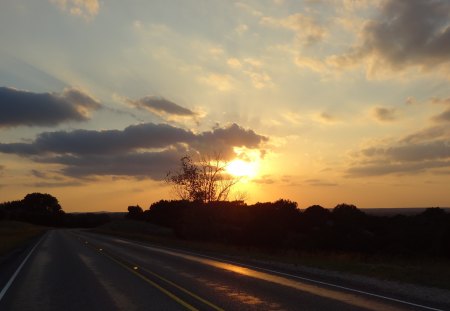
(0, 230), (447, 311)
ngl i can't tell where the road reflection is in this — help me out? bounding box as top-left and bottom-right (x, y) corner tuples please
(145, 245), (407, 311)
(113, 238), (409, 311)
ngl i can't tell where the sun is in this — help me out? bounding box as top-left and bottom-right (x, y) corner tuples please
(226, 159), (258, 178)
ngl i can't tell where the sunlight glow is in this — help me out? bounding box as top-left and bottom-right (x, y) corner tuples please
(226, 147), (261, 179)
(227, 159), (258, 178)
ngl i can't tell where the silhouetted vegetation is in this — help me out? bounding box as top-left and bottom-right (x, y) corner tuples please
(126, 205), (145, 220)
(125, 200), (450, 259)
(0, 193), (110, 228)
(166, 155), (239, 203)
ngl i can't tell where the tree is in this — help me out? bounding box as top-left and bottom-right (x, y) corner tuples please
(302, 205), (331, 227)
(22, 193), (62, 214)
(126, 205), (144, 220)
(166, 154), (239, 203)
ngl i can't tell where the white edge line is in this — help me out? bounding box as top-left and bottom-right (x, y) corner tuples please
(144, 244), (445, 311)
(83, 232), (444, 311)
(0, 231), (47, 302)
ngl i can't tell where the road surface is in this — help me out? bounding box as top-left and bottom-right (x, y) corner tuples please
(0, 230), (447, 311)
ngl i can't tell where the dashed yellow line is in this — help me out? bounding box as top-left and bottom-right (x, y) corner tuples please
(99, 249), (198, 311)
(137, 265), (224, 311)
(76, 235), (223, 311)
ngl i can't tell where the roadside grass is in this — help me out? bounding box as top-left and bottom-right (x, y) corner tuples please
(0, 221), (47, 256)
(92, 219), (450, 291)
(260, 250), (450, 290)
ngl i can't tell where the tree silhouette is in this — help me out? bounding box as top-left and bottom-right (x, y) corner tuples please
(22, 193), (62, 214)
(127, 205), (144, 220)
(166, 154), (239, 203)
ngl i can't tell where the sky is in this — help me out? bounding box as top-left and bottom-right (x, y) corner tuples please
(1, 0), (450, 212)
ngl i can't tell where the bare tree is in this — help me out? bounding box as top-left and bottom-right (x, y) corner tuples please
(166, 153), (240, 203)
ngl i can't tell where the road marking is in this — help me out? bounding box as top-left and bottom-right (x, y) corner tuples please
(77, 236), (223, 311)
(75, 233), (224, 311)
(135, 264), (224, 311)
(98, 250), (198, 311)
(157, 247), (446, 311)
(0, 232), (47, 302)
(98, 234), (444, 311)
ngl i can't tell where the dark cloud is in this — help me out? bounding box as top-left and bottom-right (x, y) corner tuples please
(43, 150), (182, 180)
(432, 107), (450, 123)
(347, 159), (450, 177)
(31, 169), (49, 179)
(0, 122), (266, 157)
(361, 140), (450, 163)
(129, 96), (196, 117)
(28, 181), (84, 188)
(401, 125), (447, 144)
(348, 103), (450, 177)
(318, 112), (336, 123)
(196, 123), (268, 158)
(348, 137), (450, 177)
(333, 0), (450, 71)
(0, 122), (267, 179)
(372, 106), (397, 122)
(0, 123), (195, 156)
(0, 87), (100, 128)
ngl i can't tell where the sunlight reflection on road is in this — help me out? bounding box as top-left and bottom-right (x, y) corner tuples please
(112, 238), (409, 311)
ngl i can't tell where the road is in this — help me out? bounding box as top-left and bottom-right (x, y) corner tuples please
(0, 230), (447, 311)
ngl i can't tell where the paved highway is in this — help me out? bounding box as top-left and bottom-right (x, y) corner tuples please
(0, 230), (447, 311)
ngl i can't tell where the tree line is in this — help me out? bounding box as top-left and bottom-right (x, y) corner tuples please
(0, 193), (110, 228)
(127, 200), (450, 259)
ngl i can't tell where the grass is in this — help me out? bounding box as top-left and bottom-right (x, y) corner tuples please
(261, 250), (450, 290)
(92, 219), (450, 291)
(0, 221), (47, 256)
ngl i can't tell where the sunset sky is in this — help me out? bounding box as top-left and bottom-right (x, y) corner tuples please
(1, 0), (450, 212)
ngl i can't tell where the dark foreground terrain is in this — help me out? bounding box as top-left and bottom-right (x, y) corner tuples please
(1, 229), (448, 311)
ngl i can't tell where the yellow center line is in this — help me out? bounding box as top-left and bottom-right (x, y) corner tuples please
(74, 234), (224, 311)
(100, 249), (198, 311)
(136, 265), (224, 311)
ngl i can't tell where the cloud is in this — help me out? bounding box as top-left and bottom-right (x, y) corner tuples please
(234, 2), (263, 17)
(227, 57), (273, 89)
(347, 106), (450, 176)
(200, 74), (234, 91)
(347, 103), (450, 176)
(315, 112), (338, 124)
(128, 96), (196, 119)
(253, 175), (276, 184)
(432, 108), (450, 123)
(28, 181), (84, 188)
(347, 159), (450, 177)
(372, 106), (397, 122)
(196, 123), (268, 157)
(47, 150), (183, 180)
(330, 0), (450, 75)
(304, 179), (338, 187)
(401, 125), (448, 144)
(0, 123), (268, 179)
(235, 24), (249, 35)
(261, 13), (327, 45)
(50, 0), (99, 19)
(0, 87), (100, 128)
(0, 123), (195, 156)
(430, 97), (450, 105)
(360, 140), (450, 163)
